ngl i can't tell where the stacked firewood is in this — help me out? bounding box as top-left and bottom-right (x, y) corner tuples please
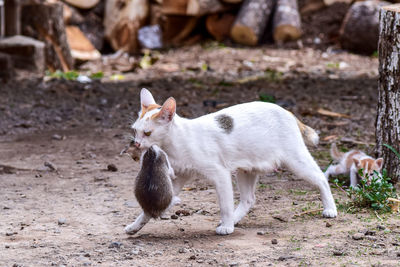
(108, 0), (303, 53)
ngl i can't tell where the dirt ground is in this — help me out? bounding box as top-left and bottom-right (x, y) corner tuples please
(1, 8), (400, 264)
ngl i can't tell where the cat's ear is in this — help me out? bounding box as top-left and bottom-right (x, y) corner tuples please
(140, 88), (156, 108)
(154, 97), (176, 122)
(375, 158), (384, 170)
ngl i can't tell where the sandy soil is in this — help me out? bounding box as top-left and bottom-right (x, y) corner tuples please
(1, 43), (400, 266)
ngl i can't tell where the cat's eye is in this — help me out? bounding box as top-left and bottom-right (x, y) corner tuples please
(144, 131), (152, 137)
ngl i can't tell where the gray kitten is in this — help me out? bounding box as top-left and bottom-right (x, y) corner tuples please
(134, 145), (174, 218)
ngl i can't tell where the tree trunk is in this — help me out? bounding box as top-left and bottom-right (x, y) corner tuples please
(206, 13), (235, 41)
(230, 0), (276, 45)
(376, 4), (400, 183)
(104, 0), (149, 53)
(21, 2), (74, 72)
(339, 0), (389, 55)
(186, 0), (229, 15)
(272, 0), (301, 43)
(5, 0), (21, 36)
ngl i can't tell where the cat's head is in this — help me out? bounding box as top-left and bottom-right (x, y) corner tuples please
(353, 157), (384, 179)
(131, 88), (176, 150)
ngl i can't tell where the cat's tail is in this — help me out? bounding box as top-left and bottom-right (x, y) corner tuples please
(330, 143), (343, 161)
(296, 118), (319, 147)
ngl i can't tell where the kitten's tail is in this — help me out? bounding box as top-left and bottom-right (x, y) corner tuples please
(330, 143), (343, 161)
(296, 118), (319, 147)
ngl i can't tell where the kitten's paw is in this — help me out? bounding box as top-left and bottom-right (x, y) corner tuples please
(124, 224), (141, 235)
(322, 208), (337, 218)
(216, 225), (234, 235)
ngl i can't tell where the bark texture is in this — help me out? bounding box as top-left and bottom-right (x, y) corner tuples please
(376, 4), (400, 183)
(162, 0), (188, 15)
(5, 0), (21, 36)
(230, 0), (276, 45)
(340, 0), (389, 55)
(272, 0), (301, 43)
(21, 2), (74, 72)
(206, 13), (235, 41)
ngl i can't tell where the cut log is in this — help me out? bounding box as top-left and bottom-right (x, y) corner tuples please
(0, 35), (45, 74)
(300, 0), (324, 14)
(5, 0), (21, 36)
(206, 13), (235, 41)
(64, 0), (100, 9)
(162, 0), (188, 15)
(376, 4), (400, 183)
(63, 4), (84, 25)
(187, 0), (230, 15)
(66, 26), (101, 61)
(21, 2), (74, 72)
(230, 0), (276, 45)
(104, 0), (149, 53)
(170, 17), (199, 44)
(272, 0), (302, 43)
(339, 0), (390, 55)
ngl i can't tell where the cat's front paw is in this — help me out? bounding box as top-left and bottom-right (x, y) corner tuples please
(322, 208), (337, 218)
(171, 196), (181, 206)
(216, 225), (234, 235)
(124, 223), (141, 235)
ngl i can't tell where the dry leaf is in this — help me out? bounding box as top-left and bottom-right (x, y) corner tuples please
(317, 108), (350, 118)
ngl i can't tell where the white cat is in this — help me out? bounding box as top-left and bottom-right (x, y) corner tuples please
(125, 88), (337, 235)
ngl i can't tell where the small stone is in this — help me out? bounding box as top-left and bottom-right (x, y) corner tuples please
(189, 255), (196, 260)
(3, 206), (10, 210)
(44, 161), (57, 172)
(171, 214), (179, 220)
(333, 250), (344, 256)
(179, 248), (188, 253)
(365, 236), (377, 241)
(58, 218), (67, 225)
(377, 225), (385, 230)
(107, 164), (118, 172)
(6, 232), (15, 236)
(257, 231), (266, 235)
(175, 210), (191, 216)
(196, 259), (204, 263)
(364, 230), (376, 236)
(184, 240), (189, 244)
(352, 233), (364, 240)
(273, 196), (281, 200)
(397, 251), (400, 257)
(84, 253), (90, 257)
(292, 201), (298, 205)
(5, 245), (10, 248)
(278, 255), (295, 261)
(109, 241), (122, 248)
(271, 239), (278, 245)
(229, 263), (238, 267)
(131, 249), (140, 255)
(52, 134), (63, 140)
(326, 222), (332, 228)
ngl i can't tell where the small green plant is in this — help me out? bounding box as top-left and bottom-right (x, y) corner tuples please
(46, 70), (80, 80)
(259, 93), (276, 103)
(332, 170), (397, 212)
(348, 169), (396, 211)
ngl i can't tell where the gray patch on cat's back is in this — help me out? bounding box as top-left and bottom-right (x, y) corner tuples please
(215, 114), (234, 134)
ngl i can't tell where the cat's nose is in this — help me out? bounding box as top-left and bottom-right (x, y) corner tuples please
(134, 142), (141, 148)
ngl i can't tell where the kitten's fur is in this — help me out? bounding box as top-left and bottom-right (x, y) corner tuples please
(324, 143), (383, 187)
(124, 144), (179, 234)
(125, 88), (337, 235)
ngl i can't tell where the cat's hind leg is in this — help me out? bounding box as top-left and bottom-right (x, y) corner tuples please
(285, 148), (337, 218)
(125, 211), (151, 235)
(233, 170), (258, 225)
